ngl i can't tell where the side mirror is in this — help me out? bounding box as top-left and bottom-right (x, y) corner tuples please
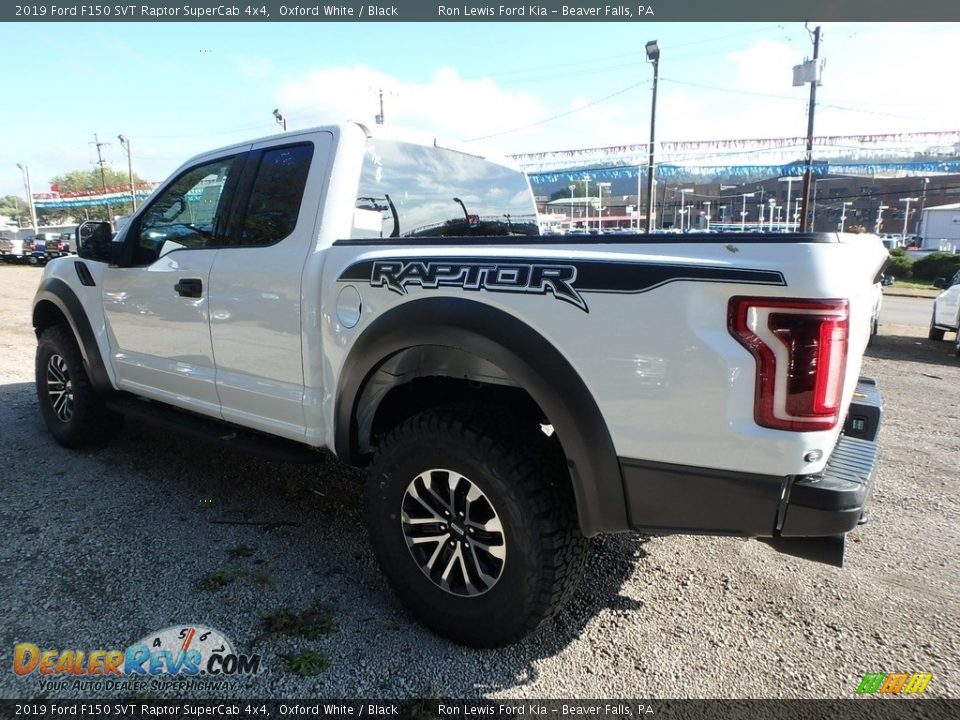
(76, 221), (115, 263)
(933, 277), (947, 289)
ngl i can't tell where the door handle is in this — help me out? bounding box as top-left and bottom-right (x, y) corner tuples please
(174, 278), (203, 298)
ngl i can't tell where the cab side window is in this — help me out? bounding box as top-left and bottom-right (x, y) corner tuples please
(236, 144), (314, 247)
(135, 156), (238, 264)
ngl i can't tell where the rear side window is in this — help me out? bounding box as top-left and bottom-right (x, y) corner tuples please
(237, 143), (314, 246)
(353, 139), (539, 240)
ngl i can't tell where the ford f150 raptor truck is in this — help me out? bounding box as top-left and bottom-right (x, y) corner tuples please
(32, 123), (887, 647)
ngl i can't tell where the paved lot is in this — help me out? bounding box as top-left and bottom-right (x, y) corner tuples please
(0, 263), (957, 700)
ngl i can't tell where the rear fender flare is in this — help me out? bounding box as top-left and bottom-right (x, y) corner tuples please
(334, 297), (628, 536)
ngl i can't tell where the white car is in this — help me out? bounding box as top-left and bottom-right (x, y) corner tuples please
(930, 269), (960, 355)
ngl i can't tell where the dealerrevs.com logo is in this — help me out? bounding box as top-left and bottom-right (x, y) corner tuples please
(12, 625), (262, 693)
(856, 672), (934, 695)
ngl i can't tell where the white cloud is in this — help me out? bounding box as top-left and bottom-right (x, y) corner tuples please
(276, 65), (551, 154)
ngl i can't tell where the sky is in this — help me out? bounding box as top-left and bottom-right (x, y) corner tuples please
(1, 21), (959, 199)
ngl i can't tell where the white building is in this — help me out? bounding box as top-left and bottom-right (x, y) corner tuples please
(919, 203), (960, 252)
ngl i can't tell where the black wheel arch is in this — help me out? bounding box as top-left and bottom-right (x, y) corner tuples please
(335, 297), (629, 536)
(32, 277), (113, 395)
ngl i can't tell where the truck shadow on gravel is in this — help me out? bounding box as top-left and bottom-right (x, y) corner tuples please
(2, 379), (650, 696)
(867, 332), (959, 369)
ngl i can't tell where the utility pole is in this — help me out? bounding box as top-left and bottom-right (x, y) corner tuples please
(798, 24), (821, 231)
(644, 40), (660, 234)
(118, 135), (137, 212)
(15, 163), (39, 234)
(90, 133), (113, 222)
(376, 89), (385, 125)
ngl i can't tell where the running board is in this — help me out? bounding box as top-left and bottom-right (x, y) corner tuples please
(105, 394), (326, 465)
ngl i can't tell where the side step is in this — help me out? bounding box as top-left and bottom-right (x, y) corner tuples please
(105, 393), (326, 464)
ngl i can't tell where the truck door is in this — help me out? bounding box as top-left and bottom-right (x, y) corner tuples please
(101, 152), (246, 416)
(207, 132), (332, 440)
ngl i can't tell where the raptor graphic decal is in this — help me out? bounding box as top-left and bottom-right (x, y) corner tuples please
(337, 257), (787, 313)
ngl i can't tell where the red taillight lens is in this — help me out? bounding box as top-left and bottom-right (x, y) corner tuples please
(728, 297), (849, 431)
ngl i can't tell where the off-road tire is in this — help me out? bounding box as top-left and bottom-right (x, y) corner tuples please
(36, 325), (121, 448)
(364, 405), (588, 647)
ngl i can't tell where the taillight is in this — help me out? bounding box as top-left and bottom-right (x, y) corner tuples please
(728, 297), (849, 431)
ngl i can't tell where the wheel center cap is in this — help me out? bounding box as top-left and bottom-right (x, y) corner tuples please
(449, 523), (466, 539)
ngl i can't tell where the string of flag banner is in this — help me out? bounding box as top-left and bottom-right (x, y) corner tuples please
(515, 130), (960, 174)
(527, 160), (960, 185)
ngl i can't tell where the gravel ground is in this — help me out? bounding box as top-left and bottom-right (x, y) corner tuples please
(0, 263), (957, 700)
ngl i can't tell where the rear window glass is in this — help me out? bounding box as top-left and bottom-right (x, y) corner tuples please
(353, 139), (539, 239)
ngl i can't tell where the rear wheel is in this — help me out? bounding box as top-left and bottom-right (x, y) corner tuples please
(364, 405), (588, 647)
(36, 325), (121, 448)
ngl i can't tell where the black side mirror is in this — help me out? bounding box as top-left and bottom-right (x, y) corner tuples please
(933, 277), (947, 289)
(76, 221), (115, 263)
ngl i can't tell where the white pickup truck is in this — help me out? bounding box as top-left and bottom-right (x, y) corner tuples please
(32, 123), (887, 647)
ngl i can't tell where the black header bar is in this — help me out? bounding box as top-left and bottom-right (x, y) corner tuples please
(4, 0), (958, 22)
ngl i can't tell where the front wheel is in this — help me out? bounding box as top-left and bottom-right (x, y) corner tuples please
(36, 325), (122, 448)
(364, 406), (588, 647)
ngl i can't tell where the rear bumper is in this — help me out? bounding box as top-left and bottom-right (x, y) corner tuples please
(618, 377), (882, 564)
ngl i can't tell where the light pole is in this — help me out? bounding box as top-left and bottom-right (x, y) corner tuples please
(740, 192), (755, 231)
(917, 178), (930, 245)
(584, 178), (591, 230)
(874, 204), (889, 235)
(117, 134), (137, 212)
(793, 198), (802, 231)
(568, 184), (575, 229)
(778, 177), (798, 231)
(272, 108), (286, 131)
(899, 197), (919, 244)
(15, 163), (38, 234)
(767, 198), (776, 230)
(704, 201), (711, 231)
(597, 182), (611, 233)
(839, 201), (853, 232)
(644, 40), (660, 234)
(679, 188), (693, 231)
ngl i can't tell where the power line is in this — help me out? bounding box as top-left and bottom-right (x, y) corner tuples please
(462, 80), (649, 142)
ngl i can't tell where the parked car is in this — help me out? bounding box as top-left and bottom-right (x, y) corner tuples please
(0, 237), (29, 263)
(930, 270), (960, 355)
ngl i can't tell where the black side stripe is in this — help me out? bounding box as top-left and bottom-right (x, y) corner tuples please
(337, 257), (786, 314)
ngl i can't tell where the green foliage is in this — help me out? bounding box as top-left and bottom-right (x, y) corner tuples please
(0, 195), (27, 224)
(46, 168), (149, 222)
(262, 604), (336, 639)
(889, 247), (906, 257)
(286, 650), (331, 677)
(49, 168), (146, 193)
(886, 252), (914, 280)
(199, 570), (235, 591)
(548, 180), (590, 201)
(910, 252), (960, 282)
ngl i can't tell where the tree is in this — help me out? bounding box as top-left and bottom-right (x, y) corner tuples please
(47, 167), (150, 220)
(548, 180), (590, 202)
(0, 195), (27, 225)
